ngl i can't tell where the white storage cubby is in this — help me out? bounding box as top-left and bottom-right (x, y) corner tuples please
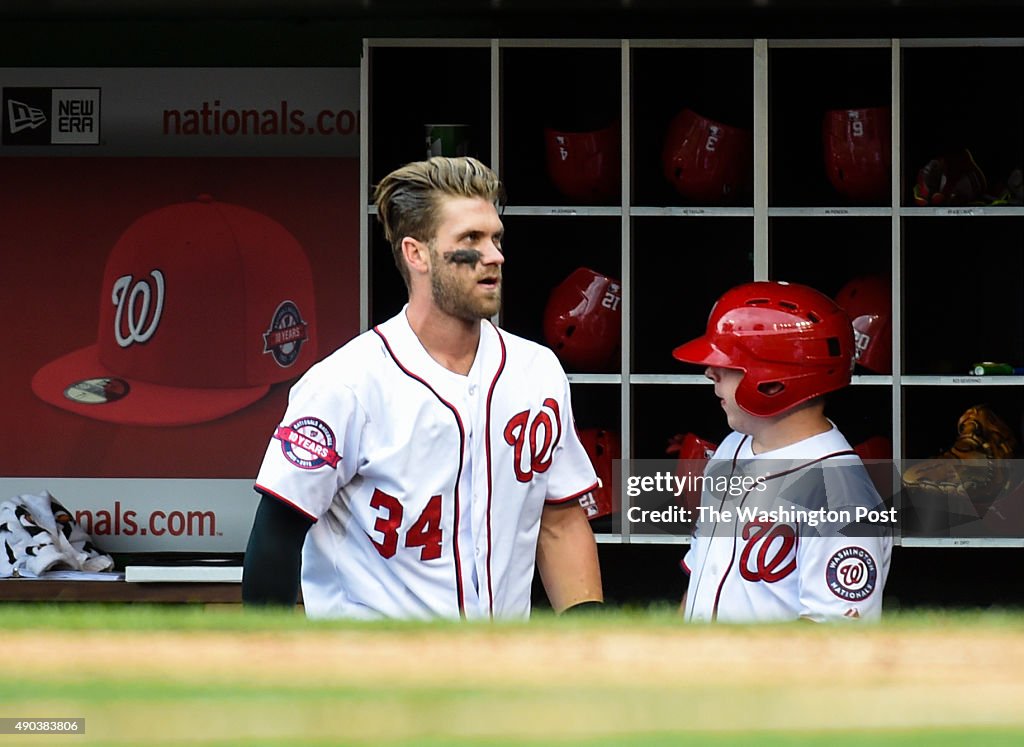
(361, 37), (1024, 548)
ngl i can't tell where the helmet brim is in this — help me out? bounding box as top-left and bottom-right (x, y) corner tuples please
(672, 337), (736, 368)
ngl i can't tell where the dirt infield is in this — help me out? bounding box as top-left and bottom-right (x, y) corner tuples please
(4, 622), (1024, 744)
(8, 625), (1024, 689)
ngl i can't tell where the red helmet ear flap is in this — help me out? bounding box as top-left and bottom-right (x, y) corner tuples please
(543, 268), (622, 372)
(662, 109), (752, 204)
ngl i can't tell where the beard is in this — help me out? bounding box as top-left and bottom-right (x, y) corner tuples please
(429, 249), (502, 321)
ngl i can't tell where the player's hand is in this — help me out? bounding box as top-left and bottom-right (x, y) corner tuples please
(560, 600), (604, 616)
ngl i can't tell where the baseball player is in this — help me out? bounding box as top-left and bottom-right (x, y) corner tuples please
(673, 281), (893, 623)
(242, 156), (604, 619)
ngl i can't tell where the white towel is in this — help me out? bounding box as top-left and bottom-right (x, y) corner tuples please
(0, 491), (114, 578)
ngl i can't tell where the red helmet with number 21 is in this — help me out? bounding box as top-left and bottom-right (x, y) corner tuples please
(543, 267), (622, 372)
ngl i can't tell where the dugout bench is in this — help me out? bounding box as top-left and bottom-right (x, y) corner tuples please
(0, 559), (255, 604)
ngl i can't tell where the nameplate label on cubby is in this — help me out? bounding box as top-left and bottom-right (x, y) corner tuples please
(769, 207), (891, 217)
(902, 375), (1024, 386)
(900, 538), (1024, 548)
(503, 206), (623, 217)
(943, 208), (983, 216)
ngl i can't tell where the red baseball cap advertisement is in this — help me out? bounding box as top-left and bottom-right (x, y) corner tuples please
(0, 68), (360, 484)
(32, 194), (322, 427)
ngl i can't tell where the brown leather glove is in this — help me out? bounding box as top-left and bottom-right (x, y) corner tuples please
(902, 404), (1018, 515)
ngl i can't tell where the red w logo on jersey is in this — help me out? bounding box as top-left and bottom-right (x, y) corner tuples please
(739, 519), (797, 583)
(503, 398), (562, 483)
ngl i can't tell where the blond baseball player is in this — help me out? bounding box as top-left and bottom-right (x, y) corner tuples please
(242, 157), (603, 619)
(674, 281), (893, 623)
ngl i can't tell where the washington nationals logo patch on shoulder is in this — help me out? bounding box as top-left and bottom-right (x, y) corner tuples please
(826, 546), (878, 602)
(275, 417), (340, 470)
(263, 300), (310, 367)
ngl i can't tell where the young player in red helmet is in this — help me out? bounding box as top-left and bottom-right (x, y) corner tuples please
(673, 280), (893, 623)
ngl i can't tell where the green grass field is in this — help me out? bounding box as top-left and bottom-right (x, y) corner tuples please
(0, 604), (1021, 746)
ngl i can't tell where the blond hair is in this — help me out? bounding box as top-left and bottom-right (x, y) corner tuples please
(373, 156), (504, 289)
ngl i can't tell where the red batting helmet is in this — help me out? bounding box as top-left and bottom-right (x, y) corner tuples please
(578, 428), (621, 520)
(544, 122), (620, 203)
(543, 267), (622, 372)
(666, 432), (719, 515)
(822, 107), (891, 203)
(672, 281), (855, 417)
(853, 435), (895, 497)
(853, 435), (892, 461)
(662, 109), (752, 204)
(834, 275), (892, 374)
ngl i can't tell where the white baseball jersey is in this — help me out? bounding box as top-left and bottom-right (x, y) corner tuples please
(255, 308), (598, 620)
(683, 425), (893, 623)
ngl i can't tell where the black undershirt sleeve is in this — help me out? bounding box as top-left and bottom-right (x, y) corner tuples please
(241, 491), (314, 608)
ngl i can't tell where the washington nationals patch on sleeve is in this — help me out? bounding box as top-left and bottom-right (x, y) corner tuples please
(825, 546), (878, 602)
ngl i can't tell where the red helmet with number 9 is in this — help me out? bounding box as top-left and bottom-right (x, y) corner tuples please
(543, 267), (622, 372)
(823, 107), (891, 203)
(672, 281), (855, 417)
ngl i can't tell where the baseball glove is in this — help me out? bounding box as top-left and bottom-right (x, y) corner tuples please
(902, 404), (1018, 515)
(912, 149), (987, 206)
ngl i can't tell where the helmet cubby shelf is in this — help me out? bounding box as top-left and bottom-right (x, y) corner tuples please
(362, 37), (1024, 549)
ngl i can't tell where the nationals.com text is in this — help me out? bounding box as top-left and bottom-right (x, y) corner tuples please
(75, 501), (217, 537)
(162, 100), (359, 137)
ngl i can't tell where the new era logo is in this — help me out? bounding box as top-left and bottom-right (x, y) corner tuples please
(2, 87), (100, 146)
(7, 99), (47, 133)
